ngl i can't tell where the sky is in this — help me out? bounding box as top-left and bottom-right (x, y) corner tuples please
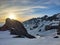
(0, 0), (60, 22)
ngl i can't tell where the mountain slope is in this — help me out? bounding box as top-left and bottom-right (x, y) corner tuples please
(23, 13), (60, 37)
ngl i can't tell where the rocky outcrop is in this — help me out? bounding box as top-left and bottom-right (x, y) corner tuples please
(45, 25), (58, 31)
(0, 18), (35, 39)
(45, 23), (60, 35)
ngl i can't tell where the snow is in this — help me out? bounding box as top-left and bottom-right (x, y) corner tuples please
(1, 37), (60, 45)
(0, 31), (17, 39)
(25, 20), (58, 36)
(0, 30), (60, 45)
(0, 22), (59, 45)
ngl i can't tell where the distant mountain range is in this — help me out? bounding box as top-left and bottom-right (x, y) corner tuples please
(23, 13), (60, 36)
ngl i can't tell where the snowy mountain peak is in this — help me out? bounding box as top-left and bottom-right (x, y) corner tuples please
(23, 13), (60, 36)
(56, 13), (60, 18)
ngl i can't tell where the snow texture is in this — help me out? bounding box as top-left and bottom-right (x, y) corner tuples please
(0, 31), (60, 45)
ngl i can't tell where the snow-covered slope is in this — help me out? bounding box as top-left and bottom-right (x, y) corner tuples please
(23, 13), (60, 36)
(24, 20), (58, 36)
(0, 31), (60, 45)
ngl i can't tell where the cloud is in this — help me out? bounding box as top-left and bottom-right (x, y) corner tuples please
(0, 3), (47, 16)
(0, 0), (60, 22)
(42, 0), (60, 5)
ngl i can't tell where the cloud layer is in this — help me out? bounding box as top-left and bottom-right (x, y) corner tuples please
(0, 0), (60, 22)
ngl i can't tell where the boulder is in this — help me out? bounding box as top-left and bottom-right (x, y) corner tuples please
(0, 18), (35, 39)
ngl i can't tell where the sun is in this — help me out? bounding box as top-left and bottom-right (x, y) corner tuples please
(8, 13), (16, 19)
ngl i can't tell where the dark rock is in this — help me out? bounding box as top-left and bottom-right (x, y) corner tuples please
(57, 33), (60, 35)
(45, 25), (58, 31)
(45, 25), (51, 31)
(36, 34), (39, 36)
(33, 25), (38, 29)
(54, 36), (59, 38)
(38, 29), (41, 32)
(30, 28), (33, 30)
(41, 15), (48, 21)
(25, 34), (36, 39)
(0, 18), (35, 39)
(45, 22), (60, 35)
(57, 23), (60, 35)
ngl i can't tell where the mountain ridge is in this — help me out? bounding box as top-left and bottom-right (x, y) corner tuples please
(23, 13), (60, 37)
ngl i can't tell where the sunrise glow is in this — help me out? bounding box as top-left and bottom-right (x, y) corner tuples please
(8, 13), (17, 19)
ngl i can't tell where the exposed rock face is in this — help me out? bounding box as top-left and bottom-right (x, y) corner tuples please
(45, 25), (58, 31)
(45, 23), (60, 35)
(57, 22), (60, 35)
(0, 18), (35, 38)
